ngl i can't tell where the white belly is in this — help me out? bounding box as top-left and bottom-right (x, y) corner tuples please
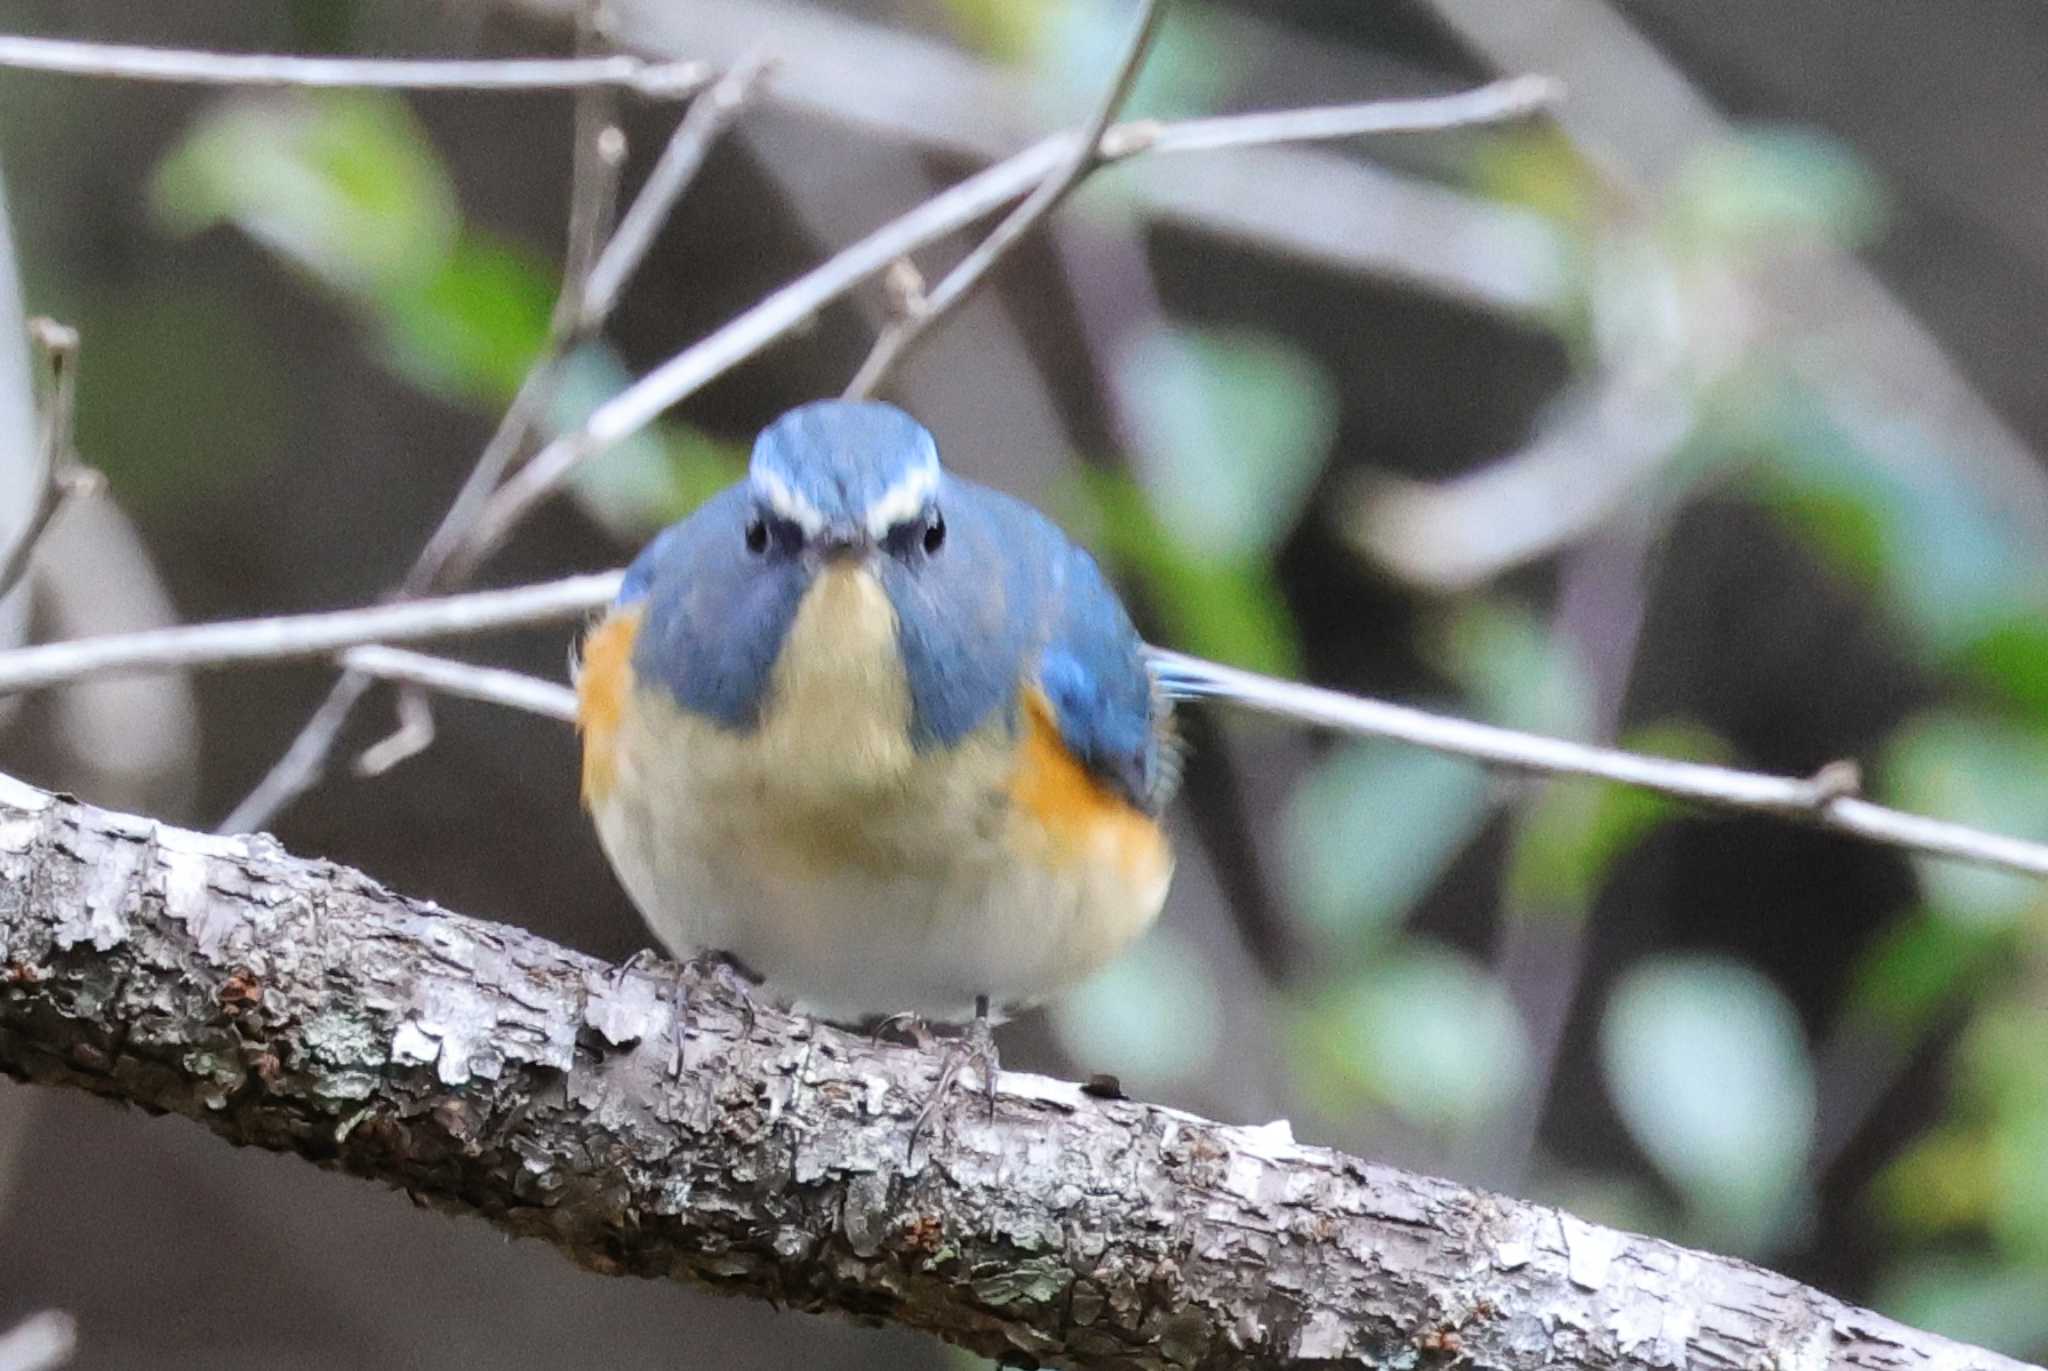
(587, 565), (1169, 1022)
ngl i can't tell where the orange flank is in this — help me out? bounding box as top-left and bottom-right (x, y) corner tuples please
(575, 607), (641, 806)
(1010, 688), (1170, 892)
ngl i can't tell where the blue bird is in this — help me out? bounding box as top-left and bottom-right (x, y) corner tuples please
(577, 400), (1177, 1032)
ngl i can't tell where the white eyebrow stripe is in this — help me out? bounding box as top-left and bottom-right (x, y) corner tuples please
(751, 466), (827, 535)
(862, 458), (939, 539)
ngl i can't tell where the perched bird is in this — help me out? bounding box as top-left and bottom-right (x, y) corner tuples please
(576, 399), (1178, 1042)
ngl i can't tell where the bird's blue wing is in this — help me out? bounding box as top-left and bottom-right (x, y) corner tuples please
(923, 478), (1174, 814)
(1035, 539), (1178, 816)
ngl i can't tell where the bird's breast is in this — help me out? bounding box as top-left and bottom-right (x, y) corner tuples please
(576, 566), (1172, 1019)
(748, 561), (918, 803)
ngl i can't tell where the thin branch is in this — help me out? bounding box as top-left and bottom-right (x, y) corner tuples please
(456, 77), (1558, 574)
(0, 320), (99, 600)
(4, 573), (2047, 878)
(0, 573), (619, 695)
(340, 645), (578, 722)
(216, 672), (375, 835)
(840, 0), (1168, 400)
(0, 35), (710, 97)
(223, 24), (756, 830)
(578, 53), (772, 330)
(340, 15), (627, 781)
(0, 771), (2028, 1371)
(352, 680), (436, 778)
(602, 0), (1565, 315)
(1152, 649), (2048, 878)
(406, 22), (629, 599)
(1117, 72), (1561, 156)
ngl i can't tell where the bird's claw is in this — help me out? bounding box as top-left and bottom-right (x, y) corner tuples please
(612, 949), (759, 1076)
(870, 1010), (934, 1050)
(907, 996), (999, 1154)
(682, 951), (759, 1036)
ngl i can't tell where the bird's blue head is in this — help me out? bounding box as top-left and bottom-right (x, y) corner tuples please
(617, 399), (1043, 751)
(746, 400), (943, 554)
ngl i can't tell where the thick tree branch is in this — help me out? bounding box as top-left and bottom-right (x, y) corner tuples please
(0, 772), (2027, 1371)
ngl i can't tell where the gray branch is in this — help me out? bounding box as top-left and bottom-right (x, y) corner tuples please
(0, 770), (2028, 1371)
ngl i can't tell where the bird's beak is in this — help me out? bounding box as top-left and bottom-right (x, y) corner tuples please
(818, 522), (868, 563)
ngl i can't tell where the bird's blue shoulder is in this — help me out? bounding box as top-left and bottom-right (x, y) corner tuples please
(621, 482), (807, 729)
(903, 479), (1171, 815)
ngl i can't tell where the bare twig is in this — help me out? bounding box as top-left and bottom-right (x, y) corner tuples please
(1119, 73), (1561, 156)
(0, 1312), (74, 1371)
(841, 0), (1167, 400)
(603, 0), (1566, 314)
(0, 35), (709, 97)
(341, 644), (578, 722)
(339, 17), (628, 781)
(219, 77), (1557, 827)
(1151, 649), (2048, 879)
(579, 53), (772, 329)
(226, 28), (636, 830)
(0, 320), (99, 600)
(224, 14), (771, 829)
(407, 24), (629, 599)
(0, 573), (619, 695)
(459, 79), (1557, 573)
(0, 771), (2031, 1371)
(217, 672), (376, 834)
(5, 573), (2048, 877)
(353, 682), (436, 778)
(1470, 520), (1661, 1189)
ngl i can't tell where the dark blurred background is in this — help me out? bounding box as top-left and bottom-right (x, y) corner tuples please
(4, 0), (2048, 1365)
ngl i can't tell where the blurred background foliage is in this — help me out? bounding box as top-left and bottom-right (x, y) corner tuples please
(4, 0), (2048, 1366)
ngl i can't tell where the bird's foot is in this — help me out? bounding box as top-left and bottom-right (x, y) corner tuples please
(682, 951), (759, 1037)
(612, 950), (758, 1076)
(908, 996), (1000, 1154)
(869, 1011), (934, 1050)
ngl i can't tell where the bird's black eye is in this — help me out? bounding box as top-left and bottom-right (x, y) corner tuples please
(922, 509), (946, 555)
(744, 517), (768, 555)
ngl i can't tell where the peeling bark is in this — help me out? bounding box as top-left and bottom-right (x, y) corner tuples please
(0, 770), (2031, 1371)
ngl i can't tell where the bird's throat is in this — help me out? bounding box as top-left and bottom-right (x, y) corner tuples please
(757, 564), (916, 796)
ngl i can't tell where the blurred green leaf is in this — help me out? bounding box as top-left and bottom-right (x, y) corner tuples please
(382, 236), (553, 403)
(151, 89), (564, 411)
(1844, 911), (2004, 1041)
(1667, 127), (1886, 254)
(1465, 126), (1603, 229)
(1066, 469), (1300, 674)
(1882, 711), (2048, 927)
(153, 92), (457, 297)
(1959, 615), (2048, 721)
(1282, 740), (1490, 943)
(1961, 1004), (2048, 1259)
(1875, 1255), (2048, 1356)
(1050, 928), (1221, 1089)
(1296, 942), (1529, 1135)
(1112, 323), (1337, 562)
(1505, 721), (1727, 918)
(1429, 598), (1592, 738)
(1750, 378), (2030, 658)
(1600, 954), (1816, 1251)
(1875, 1126), (1996, 1240)
(938, 0), (1055, 62)
(551, 345), (746, 534)
(944, 0), (1229, 120)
